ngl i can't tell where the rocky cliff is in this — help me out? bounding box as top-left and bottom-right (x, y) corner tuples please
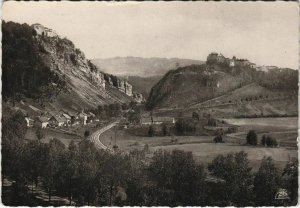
(2, 21), (138, 114)
(146, 56), (298, 117)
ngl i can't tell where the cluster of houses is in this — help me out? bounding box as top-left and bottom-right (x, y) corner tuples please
(25, 110), (97, 129)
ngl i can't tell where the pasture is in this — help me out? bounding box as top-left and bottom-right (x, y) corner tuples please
(100, 116), (298, 170)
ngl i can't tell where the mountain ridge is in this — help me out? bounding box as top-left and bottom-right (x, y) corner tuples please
(92, 57), (204, 77)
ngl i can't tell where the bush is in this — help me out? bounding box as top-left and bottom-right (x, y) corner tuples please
(84, 130), (90, 138)
(192, 112), (200, 120)
(262, 135), (278, 147)
(246, 130), (257, 145)
(214, 135), (223, 143)
(148, 125), (155, 137)
(207, 118), (217, 126)
(162, 124), (168, 136)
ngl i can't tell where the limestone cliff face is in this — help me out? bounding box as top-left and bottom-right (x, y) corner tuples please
(2, 21), (135, 113)
(146, 61), (298, 111)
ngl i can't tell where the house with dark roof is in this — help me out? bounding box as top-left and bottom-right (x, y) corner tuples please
(61, 113), (72, 125)
(49, 115), (67, 127)
(34, 116), (49, 128)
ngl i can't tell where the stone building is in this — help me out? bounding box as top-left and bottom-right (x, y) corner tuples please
(32, 23), (57, 37)
(207, 52), (254, 68)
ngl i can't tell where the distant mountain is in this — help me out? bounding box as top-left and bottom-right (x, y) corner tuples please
(2, 21), (137, 115)
(91, 57), (204, 77)
(146, 58), (298, 118)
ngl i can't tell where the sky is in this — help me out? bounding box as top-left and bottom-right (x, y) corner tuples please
(2, 1), (299, 69)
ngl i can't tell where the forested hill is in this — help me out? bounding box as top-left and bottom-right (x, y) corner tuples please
(2, 21), (135, 113)
(146, 61), (298, 113)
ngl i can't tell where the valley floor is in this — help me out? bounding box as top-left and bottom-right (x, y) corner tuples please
(99, 116), (298, 171)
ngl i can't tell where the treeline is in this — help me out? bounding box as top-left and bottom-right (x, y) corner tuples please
(2, 111), (298, 206)
(2, 21), (65, 101)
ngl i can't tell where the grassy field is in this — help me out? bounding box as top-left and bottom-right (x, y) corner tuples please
(223, 117), (298, 131)
(151, 142), (297, 171)
(100, 116), (298, 171)
(25, 127), (83, 146)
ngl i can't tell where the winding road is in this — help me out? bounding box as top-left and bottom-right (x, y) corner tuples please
(89, 121), (118, 151)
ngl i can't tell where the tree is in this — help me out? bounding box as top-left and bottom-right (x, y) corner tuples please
(282, 159), (298, 205)
(208, 151), (254, 206)
(261, 135), (278, 147)
(148, 125), (155, 137)
(253, 157), (281, 206)
(42, 138), (66, 203)
(246, 130), (257, 145)
(213, 135), (223, 143)
(162, 124), (168, 136)
(192, 112), (200, 120)
(36, 127), (44, 140)
(207, 118), (217, 126)
(261, 135), (267, 146)
(148, 150), (206, 206)
(84, 130), (90, 139)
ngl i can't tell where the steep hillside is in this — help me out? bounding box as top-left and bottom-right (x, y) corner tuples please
(2, 21), (135, 114)
(92, 57), (204, 77)
(146, 61), (298, 113)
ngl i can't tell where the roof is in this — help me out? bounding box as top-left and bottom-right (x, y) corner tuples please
(62, 113), (71, 120)
(67, 111), (77, 117)
(37, 116), (49, 123)
(50, 115), (66, 123)
(78, 112), (89, 117)
(88, 112), (96, 117)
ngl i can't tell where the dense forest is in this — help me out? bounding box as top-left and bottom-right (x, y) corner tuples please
(2, 109), (298, 206)
(2, 21), (65, 101)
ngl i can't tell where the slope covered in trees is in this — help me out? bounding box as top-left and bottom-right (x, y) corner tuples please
(2, 21), (134, 113)
(2, 21), (66, 100)
(2, 110), (297, 206)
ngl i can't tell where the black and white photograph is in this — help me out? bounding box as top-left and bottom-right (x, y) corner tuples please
(1, 1), (298, 206)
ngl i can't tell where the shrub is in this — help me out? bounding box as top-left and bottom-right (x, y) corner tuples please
(214, 135), (223, 143)
(246, 130), (257, 145)
(84, 130), (90, 138)
(192, 112), (200, 120)
(148, 125), (155, 137)
(261, 135), (278, 147)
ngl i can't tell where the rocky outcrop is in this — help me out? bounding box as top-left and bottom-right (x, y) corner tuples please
(2, 21), (134, 113)
(146, 55), (298, 110)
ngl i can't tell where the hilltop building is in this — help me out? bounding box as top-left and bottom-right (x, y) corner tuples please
(32, 23), (58, 37)
(207, 52), (255, 68)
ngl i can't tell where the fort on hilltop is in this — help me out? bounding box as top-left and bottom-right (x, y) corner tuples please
(207, 52), (256, 68)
